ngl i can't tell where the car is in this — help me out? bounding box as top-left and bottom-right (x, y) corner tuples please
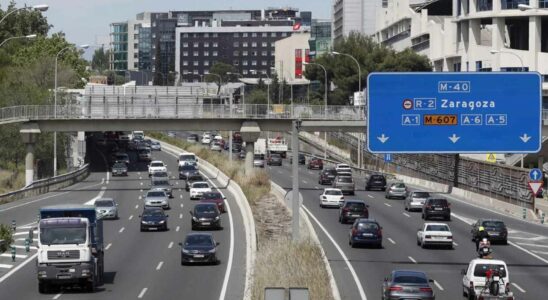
(150, 178), (173, 198)
(185, 174), (205, 191)
(179, 164), (199, 180)
(339, 200), (369, 224)
(238, 150), (246, 160)
(167, 131), (176, 138)
(267, 153), (283, 166)
(200, 191), (227, 213)
(186, 134), (199, 143)
(335, 163), (352, 174)
(94, 198), (118, 220)
(143, 139), (152, 147)
(422, 198), (451, 221)
(210, 142), (222, 151)
(290, 153), (306, 165)
(150, 141), (161, 151)
(461, 258), (511, 300)
(382, 270), (435, 300)
(113, 153), (130, 165)
(178, 153), (198, 168)
(151, 171), (169, 180)
(144, 189), (170, 209)
(189, 181), (212, 200)
(148, 160), (167, 177)
(349, 218), (383, 248)
(190, 203), (222, 230)
(471, 219), (508, 244)
(332, 175), (355, 195)
(111, 162), (128, 176)
(319, 188), (345, 208)
(139, 207), (168, 231)
(137, 147), (152, 162)
(308, 157), (323, 170)
(201, 135), (212, 144)
(365, 174), (387, 191)
(318, 168), (337, 185)
(405, 191), (431, 211)
(179, 233), (219, 265)
(385, 182), (408, 199)
(253, 154), (265, 168)
(417, 223), (453, 249)
(231, 142), (242, 153)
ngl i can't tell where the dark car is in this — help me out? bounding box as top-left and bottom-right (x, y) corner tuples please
(308, 157), (323, 170)
(267, 153), (283, 166)
(382, 270), (435, 300)
(190, 203), (222, 230)
(318, 169), (337, 185)
(349, 218), (383, 248)
(179, 233), (219, 265)
(186, 134), (199, 143)
(332, 175), (355, 195)
(200, 191), (226, 213)
(111, 162), (128, 176)
(186, 174), (205, 191)
(471, 219), (508, 244)
(339, 200), (369, 224)
(365, 174), (387, 191)
(290, 153), (306, 165)
(114, 153), (130, 165)
(231, 143), (242, 152)
(422, 198), (451, 221)
(179, 164), (199, 180)
(139, 208), (168, 231)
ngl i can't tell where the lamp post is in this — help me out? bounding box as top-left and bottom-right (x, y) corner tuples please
(304, 62), (328, 159)
(0, 34), (36, 47)
(0, 4), (48, 24)
(518, 3), (548, 11)
(54, 44), (89, 177)
(331, 51), (363, 167)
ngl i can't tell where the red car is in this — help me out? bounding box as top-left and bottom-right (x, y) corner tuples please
(308, 157), (323, 170)
(199, 191), (226, 213)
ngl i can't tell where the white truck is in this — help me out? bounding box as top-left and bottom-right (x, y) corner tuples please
(255, 138), (267, 156)
(267, 137), (288, 158)
(461, 258), (514, 300)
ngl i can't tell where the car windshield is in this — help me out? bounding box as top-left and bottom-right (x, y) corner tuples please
(371, 175), (385, 180)
(40, 226), (87, 245)
(180, 155), (195, 161)
(147, 191), (165, 197)
(357, 222), (379, 230)
(413, 192), (430, 198)
(195, 205), (217, 213)
(153, 172), (168, 178)
(116, 155), (128, 160)
(95, 200), (114, 207)
(346, 202), (365, 210)
(426, 225), (449, 231)
(193, 183), (209, 189)
(151, 162), (163, 167)
(271, 154), (281, 158)
(392, 183), (406, 188)
(482, 221), (505, 228)
(202, 192), (222, 200)
(113, 163), (126, 168)
(337, 165), (349, 169)
(325, 190), (342, 196)
(152, 141), (159, 145)
(185, 235), (213, 246)
(473, 264), (507, 277)
(143, 210), (164, 217)
(180, 165), (196, 171)
(393, 275), (428, 284)
(152, 180), (169, 186)
(338, 177), (353, 183)
(254, 154), (264, 159)
(189, 176), (204, 181)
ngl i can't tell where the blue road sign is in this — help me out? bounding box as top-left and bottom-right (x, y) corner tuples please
(367, 72), (542, 153)
(384, 153), (392, 162)
(529, 168), (543, 181)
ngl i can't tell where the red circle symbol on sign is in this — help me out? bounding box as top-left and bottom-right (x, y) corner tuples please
(403, 99), (413, 110)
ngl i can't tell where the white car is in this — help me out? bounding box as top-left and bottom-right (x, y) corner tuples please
(189, 181), (212, 200)
(201, 135), (212, 144)
(461, 258), (512, 299)
(416, 222), (453, 249)
(148, 161), (167, 177)
(335, 163), (352, 174)
(319, 188), (345, 208)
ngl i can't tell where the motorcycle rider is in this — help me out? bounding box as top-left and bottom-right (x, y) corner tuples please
(476, 226), (490, 251)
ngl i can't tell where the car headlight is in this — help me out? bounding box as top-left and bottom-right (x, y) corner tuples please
(214, 216), (220, 221)
(158, 220), (165, 224)
(192, 216), (198, 221)
(208, 248), (216, 253)
(182, 248), (190, 254)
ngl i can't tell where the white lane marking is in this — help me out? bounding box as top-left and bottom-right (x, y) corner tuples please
(13, 231), (37, 236)
(302, 180), (308, 184)
(180, 194), (183, 199)
(403, 212), (411, 218)
(105, 243), (112, 250)
(175, 181), (179, 185)
(106, 172), (110, 184)
(314, 186), (319, 189)
(302, 205), (367, 300)
(13, 245), (37, 250)
(129, 215), (134, 220)
(517, 242), (548, 248)
(16, 222), (36, 229)
(138, 196), (142, 200)
(119, 227), (125, 233)
(101, 178), (105, 184)
(180, 203), (184, 208)
(384, 203), (392, 207)
(0, 264), (13, 269)
(510, 236), (546, 241)
(531, 250), (548, 255)
(138, 172), (141, 176)
(367, 195), (373, 198)
(52, 292), (63, 299)
(433, 280), (444, 291)
(387, 238), (396, 245)
(135, 205), (139, 209)
(0, 253), (27, 259)
(0, 253), (38, 283)
(138, 287), (148, 298)
(179, 213), (183, 219)
(140, 189), (143, 193)
(512, 283), (526, 293)
(140, 182), (143, 186)
(450, 212), (474, 225)
(453, 242), (459, 247)
(168, 242), (174, 249)
(139, 176), (142, 180)
(84, 186), (107, 205)
(156, 261), (164, 270)
(176, 226), (180, 232)
(408, 256), (417, 264)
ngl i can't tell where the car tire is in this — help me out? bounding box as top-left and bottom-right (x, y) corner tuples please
(404, 205), (408, 211)
(421, 213), (425, 220)
(140, 227), (144, 232)
(463, 287), (468, 297)
(503, 239), (508, 245)
(365, 186), (370, 191)
(421, 241), (426, 249)
(446, 216), (451, 221)
(385, 195), (389, 199)
(350, 240), (356, 248)
(381, 188), (386, 192)
(338, 215), (342, 223)
(38, 282), (46, 294)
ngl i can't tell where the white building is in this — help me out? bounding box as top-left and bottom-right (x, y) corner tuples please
(373, 0), (548, 101)
(274, 32), (311, 84)
(127, 13), (152, 71)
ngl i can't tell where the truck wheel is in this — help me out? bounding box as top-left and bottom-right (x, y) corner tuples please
(38, 282), (47, 294)
(85, 278), (95, 292)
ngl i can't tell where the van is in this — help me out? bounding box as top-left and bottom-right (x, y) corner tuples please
(178, 153), (198, 167)
(461, 258), (511, 299)
(132, 131), (144, 140)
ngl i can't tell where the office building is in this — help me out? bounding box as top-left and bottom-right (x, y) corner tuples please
(309, 19), (332, 60)
(274, 32), (311, 84)
(110, 22), (128, 70)
(332, 0), (383, 43)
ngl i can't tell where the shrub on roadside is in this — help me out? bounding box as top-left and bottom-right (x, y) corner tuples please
(0, 223), (14, 253)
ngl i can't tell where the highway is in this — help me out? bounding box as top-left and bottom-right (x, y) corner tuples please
(0, 139), (247, 300)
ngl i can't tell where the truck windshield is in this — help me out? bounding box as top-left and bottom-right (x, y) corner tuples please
(40, 226), (87, 245)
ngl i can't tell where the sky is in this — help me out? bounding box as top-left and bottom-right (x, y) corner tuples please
(1, 0), (333, 59)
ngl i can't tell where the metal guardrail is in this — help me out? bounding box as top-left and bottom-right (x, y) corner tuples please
(0, 104), (364, 123)
(0, 164), (90, 205)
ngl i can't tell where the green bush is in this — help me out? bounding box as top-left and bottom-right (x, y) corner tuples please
(0, 224), (14, 253)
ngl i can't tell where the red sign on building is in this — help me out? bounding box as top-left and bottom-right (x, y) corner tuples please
(295, 49), (303, 78)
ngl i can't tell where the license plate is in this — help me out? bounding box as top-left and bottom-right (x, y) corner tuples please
(351, 214), (360, 217)
(194, 254), (204, 258)
(489, 232), (499, 236)
(57, 274), (71, 279)
(149, 227), (157, 230)
(362, 233), (373, 237)
(202, 222), (211, 225)
(435, 208), (443, 211)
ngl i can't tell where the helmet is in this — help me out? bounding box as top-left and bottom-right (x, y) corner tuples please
(479, 226), (485, 231)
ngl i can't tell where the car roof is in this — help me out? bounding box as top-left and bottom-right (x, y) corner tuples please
(344, 199), (366, 204)
(150, 160), (164, 164)
(355, 218), (378, 223)
(424, 222), (450, 227)
(195, 202), (217, 207)
(148, 188), (166, 193)
(324, 188), (342, 192)
(392, 270), (428, 277)
(479, 219), (504, 223)
(186, 232), (213, 238)
(469, 258), (507, 265)
(97, 197), (114, 201)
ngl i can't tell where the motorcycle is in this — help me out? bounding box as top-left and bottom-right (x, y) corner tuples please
(478, 238), (492, 258)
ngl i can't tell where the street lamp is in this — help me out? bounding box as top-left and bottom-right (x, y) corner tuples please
(206, 73), (222, 95)
(489, 49), (525, 71)
(53, 44), (89, 177)
(304, 61), (329, 160)
(0, 34), (36, 47)
(0, 4), (48, 24)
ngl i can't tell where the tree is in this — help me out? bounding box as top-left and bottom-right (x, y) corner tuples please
(91, 47), (110, 73)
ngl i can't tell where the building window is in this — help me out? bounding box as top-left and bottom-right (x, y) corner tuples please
(261, 70), (267, 75)
(134, 34), (138, 40)
(204, 42), (210, 47)
(243, 51), (248, 56)
(182, 69), (188, 74)
(262, 32), (267, 37)
(234, 50), (239, 56)
(243, 42), (248, 47)
(252, 32), (257, 37)
(183, 33), (188, 38)
(271, 42), (275, 47)
(193, 51), (199, 56)
(193, 70), (199, 75)
(243, 60), (248, 66)
(271, 32), (277, 37)
(501, 0), (530, 9)
(453, 62), (462, 72)
(252, 51), (258, 56)
(183, 61), (188, 66)
(261, 61), (267, 66)
(271, 51), (275, 56)
(204, 33), (209, 38)
(243, 70), (248, 75)
(204, 60), (209, 66)
(213, 42), (218, 47)
(476, 0), (493, 11)
(183, 51), (188, 56)
(234, 60), (240, 66)
(261, 51), (268, 56)
(193, 42), (199, 47)
(475, 60), (482, 71)
(252, 60), (257, 66)
(382, 0), (388, 8)
(262, 42), (268, 47)
(213, 51), (218, 56)
(282, 32), (288, 37)
(234, 33), (239, 37)
(204, 51), (209, 56)
(243, 32), (248, 37)
(213, 33), (218, 37)
(183, 42), (188, 48)
(193, 61), (199, 66)
(541, 0), (548, 8)
(234, 41), (239, 47)
(204, 70), (209, 74)
(251, 42), (257, 47)
(271, 61), (275, 67)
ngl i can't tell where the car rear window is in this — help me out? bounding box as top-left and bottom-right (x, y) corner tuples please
(189, 176), (203, 181)
(193, 183), (209, 189)
(426, 225), (449, 231)
(482, 221), (505, 228)
(338, 177), (353, 183)
(357, 222), (379, 230)
(413, 192), (430, 198)
(473, 264), (507, 277)
(325, 190), (342, 196)
(195, 204), (217, 213)
(346, 202), (365, 210)
(113, 163), (126, 168)
(95, 200), (114, 207)
(180, 165), (196, 171)
(393, 275), (427, 284)
(371, 175), (385, 180)
(429, 199), (448, 205)
(147, 191), (165, 197)
(151, 162), (163, 167)
(202, 192), (222, 199)
(392, 183), (406, 188)
(325, 169), (337, 175)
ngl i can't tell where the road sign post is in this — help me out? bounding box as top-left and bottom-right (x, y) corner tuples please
(384, 153), (392, 163)
(367, 73), (542, 153)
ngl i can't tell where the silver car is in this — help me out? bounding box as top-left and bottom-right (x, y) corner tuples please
(404, 191), (431, 211)
(385, 182), (408, 199)
(144, 189), (170, 209)
(332, 176), (355, 195)
(253, 154), (265, 168)
(150, 141), (162, 151)
(210, 142), (222, 152)
(150, 178), (173, 198)
(382, 270), (435, 300)
(95, 198), (118, 220)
